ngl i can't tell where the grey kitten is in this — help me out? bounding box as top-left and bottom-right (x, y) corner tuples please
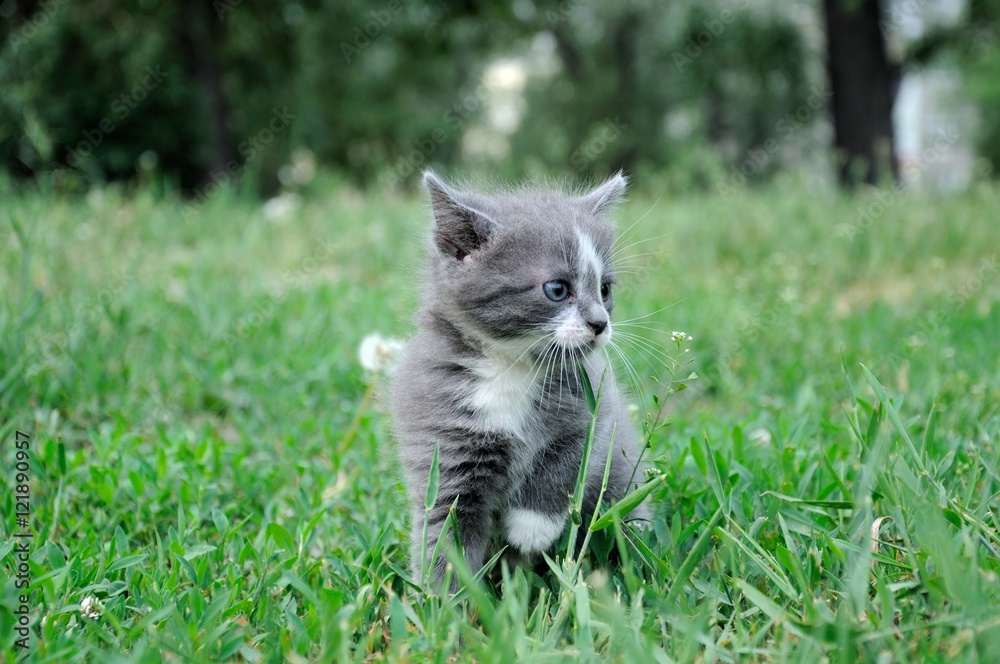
(391, 171), (651, 585)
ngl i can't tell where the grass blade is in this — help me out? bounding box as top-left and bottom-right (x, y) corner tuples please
(666, 507), (723, 604)
(590, 473), (665, 531)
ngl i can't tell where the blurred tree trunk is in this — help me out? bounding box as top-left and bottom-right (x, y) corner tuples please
(177, 0), (233, 185)
(822, 0), (898, 187)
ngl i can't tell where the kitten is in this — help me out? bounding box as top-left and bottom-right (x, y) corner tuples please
(392, 171), (651, 585)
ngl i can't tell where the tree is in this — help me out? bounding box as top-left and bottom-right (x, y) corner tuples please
(822, 0), (899, 187)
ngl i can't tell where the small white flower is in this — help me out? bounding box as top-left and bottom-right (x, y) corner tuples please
(80, 596), (103, 620)
(671, 331), (693, 344)
(358, 333), (405, 373)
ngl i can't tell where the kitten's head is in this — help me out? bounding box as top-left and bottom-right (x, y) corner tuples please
(423, 171), (627, 361)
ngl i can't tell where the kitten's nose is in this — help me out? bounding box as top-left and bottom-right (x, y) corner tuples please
(587, 319), (608, 336)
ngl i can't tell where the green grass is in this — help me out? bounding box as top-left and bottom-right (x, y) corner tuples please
(1, 178), (998, 662)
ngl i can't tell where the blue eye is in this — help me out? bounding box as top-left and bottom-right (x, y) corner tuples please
(542, 281), (570, 302)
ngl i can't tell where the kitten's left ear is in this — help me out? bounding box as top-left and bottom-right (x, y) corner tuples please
(424, 171), (496, 262)
(580, 171), (628, 216)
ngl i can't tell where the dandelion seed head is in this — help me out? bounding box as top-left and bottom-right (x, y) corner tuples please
(358, 333), (405, 373)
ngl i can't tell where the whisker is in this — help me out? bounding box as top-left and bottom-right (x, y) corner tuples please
(492, 335), (550, 380)
(611, 265), (653, 273)
(615, 331), (676, 361)
(613, 331), (677, 362)
(559, 345), (569, 413)
(606, 341), (644, 401)
(614, 301), (684, 325)
(611, 266), (654, 277)
(614, 322), (674, 335)
(577, 356), (585, 390)
(536, 343), (559, 414)
(613, 252), (662, 264)
(544, 342), (558, 412)
(612, 196), (662, 251)
(612, 272), (648, 281)
(613, 333), (682, 376)
(611, 232), (673, 261)
(611, 267), (653, 278)
(611, 271), (652, 283)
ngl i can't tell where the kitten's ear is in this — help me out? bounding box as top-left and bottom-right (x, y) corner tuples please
(424, 171), (495, 261)
(580, 171), (628, 216)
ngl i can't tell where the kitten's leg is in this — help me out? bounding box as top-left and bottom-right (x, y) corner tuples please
(504, 438), (579, 555)
(411, 431), (512, 589)
(411, 501), (493, 590)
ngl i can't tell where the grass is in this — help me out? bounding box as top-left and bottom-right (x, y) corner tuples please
(1, 177), (998, 662)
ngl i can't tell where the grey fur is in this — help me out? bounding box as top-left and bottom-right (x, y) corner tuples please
(391, 171), (650, 586)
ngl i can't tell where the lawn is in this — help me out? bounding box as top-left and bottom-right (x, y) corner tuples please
(1, 178), (998, 662)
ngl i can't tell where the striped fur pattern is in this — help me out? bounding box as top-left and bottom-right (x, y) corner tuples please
(391, 171), (650, 585)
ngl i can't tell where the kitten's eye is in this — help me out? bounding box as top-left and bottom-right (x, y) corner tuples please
(542, 281), (570, 302)
(600, 283), (612, 301)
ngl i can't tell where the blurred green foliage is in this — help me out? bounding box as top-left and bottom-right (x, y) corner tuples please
(511, 4), (811, 187)
(0, 0), (812, 192)
(0, 0), (997, 193)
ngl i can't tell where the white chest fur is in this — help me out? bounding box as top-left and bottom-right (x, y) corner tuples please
(465, 352), (541, 442)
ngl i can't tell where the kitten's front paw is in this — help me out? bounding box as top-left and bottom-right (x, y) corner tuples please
(504, 508), (567, 553)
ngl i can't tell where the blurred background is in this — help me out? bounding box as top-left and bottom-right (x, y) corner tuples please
(1, 0), (997, 197)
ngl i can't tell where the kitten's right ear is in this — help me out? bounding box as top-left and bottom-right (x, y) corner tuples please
(580, 171), (628, 216)
(424, 171), (494, 262)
